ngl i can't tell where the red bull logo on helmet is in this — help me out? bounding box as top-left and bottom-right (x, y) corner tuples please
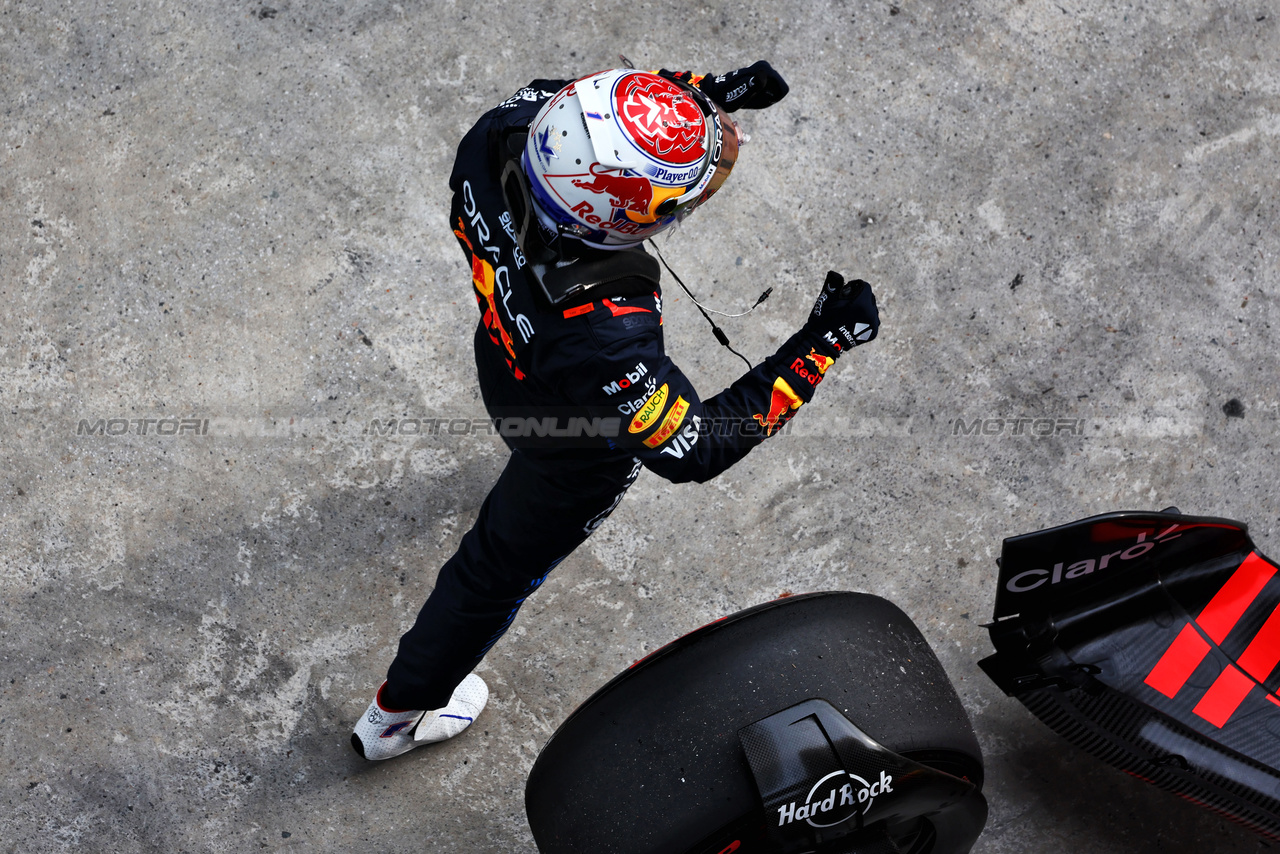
(614, 72), (707, 164)
(573, 163), (654, 216)
(563, 197), (666, 237)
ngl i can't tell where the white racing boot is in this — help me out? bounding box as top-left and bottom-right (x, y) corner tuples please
(351, 674), (489, 761)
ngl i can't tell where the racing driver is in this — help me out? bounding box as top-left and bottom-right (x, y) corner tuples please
(352, 62), (881, 759)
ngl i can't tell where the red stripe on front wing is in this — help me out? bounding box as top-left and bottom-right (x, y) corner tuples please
(1193, 665), (1256, 728)
(1144, 623), (1212, 698)
(1196, 552), (1276, 644)
(1142, 552), (1279, 725)
(1235, 600), (1280, 684)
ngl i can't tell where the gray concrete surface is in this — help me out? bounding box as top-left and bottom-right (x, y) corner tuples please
(2, 1), (1277, 851)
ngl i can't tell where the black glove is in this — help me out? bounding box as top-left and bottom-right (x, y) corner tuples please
(698, 61), (789, 113)
(804, 271), (880, 356)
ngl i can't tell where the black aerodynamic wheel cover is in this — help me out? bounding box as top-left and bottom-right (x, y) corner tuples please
(525, 592), (985, 854)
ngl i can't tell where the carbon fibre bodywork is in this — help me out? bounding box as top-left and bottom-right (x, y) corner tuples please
(981, 510), (1280, 839)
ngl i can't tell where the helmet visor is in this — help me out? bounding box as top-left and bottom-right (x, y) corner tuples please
(657, 92), (740, 221)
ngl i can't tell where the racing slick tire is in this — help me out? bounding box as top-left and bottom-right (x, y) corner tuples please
(525, 591), (987, 854)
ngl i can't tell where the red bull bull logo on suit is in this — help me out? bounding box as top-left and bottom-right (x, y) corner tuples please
(790, 348), (835, 388)
(806, 348), (835, 375)
(753, 377), (804, 436)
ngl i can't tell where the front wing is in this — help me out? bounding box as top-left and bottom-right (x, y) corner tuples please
(980, 509), (1280, 839)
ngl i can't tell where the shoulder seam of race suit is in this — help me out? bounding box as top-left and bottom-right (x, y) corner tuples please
(549, 313), (663, 406)
(539, 296), (661, 404)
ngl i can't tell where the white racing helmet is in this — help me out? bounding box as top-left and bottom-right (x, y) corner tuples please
(522, 69), (740, 249)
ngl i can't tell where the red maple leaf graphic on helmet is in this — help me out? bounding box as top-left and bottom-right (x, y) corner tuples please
(615, 73), (707, 164)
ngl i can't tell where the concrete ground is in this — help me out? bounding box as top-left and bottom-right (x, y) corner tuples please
(2, 1), (1277, 851)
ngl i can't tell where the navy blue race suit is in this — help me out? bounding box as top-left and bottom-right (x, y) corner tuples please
(383, 79), (843, 711)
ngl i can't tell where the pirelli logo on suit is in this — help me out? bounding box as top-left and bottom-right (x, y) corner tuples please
(643, 396), (690, 449)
